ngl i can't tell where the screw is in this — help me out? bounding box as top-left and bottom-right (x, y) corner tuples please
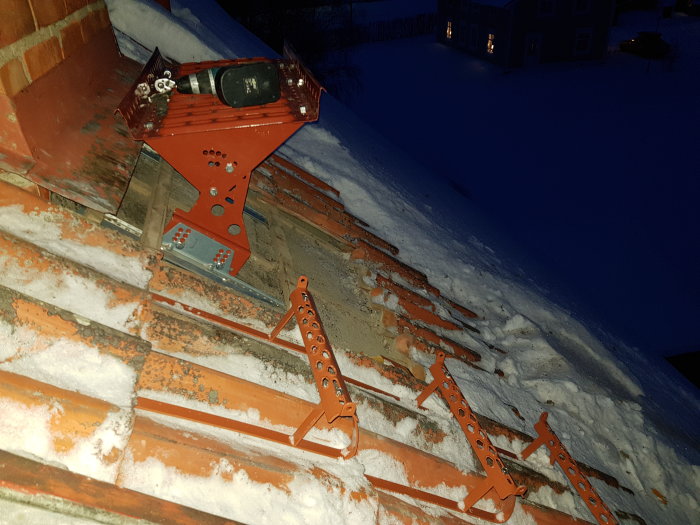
(175, 241), (184, 249)
(144, 121), (154, 130)
(297, 78), (305, 87)
(225, 162), (234, 173)
(209, 187), (218, 196)
(299, 106), (307, 115)
(502, 467), (509, 474)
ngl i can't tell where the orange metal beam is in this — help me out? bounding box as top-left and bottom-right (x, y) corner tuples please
(0, 450), (242, 525)
(136, 397), (347, 459)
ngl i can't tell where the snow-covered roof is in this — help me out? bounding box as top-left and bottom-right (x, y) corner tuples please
(0, 0), (698, 524)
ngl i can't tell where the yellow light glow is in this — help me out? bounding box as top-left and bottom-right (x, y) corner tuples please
(487, 33), (495, 54)
(446, 21), (453, 40)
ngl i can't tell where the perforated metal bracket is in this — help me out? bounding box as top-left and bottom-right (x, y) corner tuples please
(269, 276), (359, 456)
(416, 351), (527, 523)
(140, 276), (358, 459)
(520, 412), (619, 525)
(118, 48), (322, 276)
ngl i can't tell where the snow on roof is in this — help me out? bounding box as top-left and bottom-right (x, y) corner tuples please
(105, 1), (698, 522)
(0, 0), (697, 524)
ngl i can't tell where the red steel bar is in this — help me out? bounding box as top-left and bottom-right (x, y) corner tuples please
(136, 397), (346, 459)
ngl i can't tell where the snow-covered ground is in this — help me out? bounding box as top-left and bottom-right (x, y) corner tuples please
(96, 1), (700, 524)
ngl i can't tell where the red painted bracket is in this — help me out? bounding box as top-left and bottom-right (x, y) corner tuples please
(415, 351), (527, 523)
(520, 412), (619, 525)
(118, 47), (322, 275)
(269, 276), (359, 456)
(148, 276), (359, 458)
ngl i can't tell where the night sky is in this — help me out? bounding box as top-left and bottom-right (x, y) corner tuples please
(333, 6), (699, 362)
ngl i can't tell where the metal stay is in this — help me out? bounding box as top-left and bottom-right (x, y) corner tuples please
(520, 412), (618, 525)
(146, 276), (359, 458)
(269, 276), (358, 452)
(413, 351), (527, 523)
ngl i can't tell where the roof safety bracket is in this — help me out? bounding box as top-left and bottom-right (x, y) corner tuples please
(416, 351), (527, 523)
(520, 412), (619, 525)
(146, 276), (359, 459)
(270, 276), (359, 456)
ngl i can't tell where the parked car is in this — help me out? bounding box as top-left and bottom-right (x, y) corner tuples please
(620, 31), (671, 58)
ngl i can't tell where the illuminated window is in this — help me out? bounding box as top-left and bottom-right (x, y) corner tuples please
(487, 33), (495, 54)
(446, 21), (453, 40)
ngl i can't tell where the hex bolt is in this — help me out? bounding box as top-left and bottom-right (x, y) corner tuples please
(300, 106), (307, 115)
(225, 163), (234, 173)
(210, 187), (218, 196)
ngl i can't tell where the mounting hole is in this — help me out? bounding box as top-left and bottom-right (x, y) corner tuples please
(486, 457), (494, 467)
(208, 161), (215, 167)
(228, 224), (241, 236)
(476, 439), (484, 449)
(211, 205), (225, 216)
